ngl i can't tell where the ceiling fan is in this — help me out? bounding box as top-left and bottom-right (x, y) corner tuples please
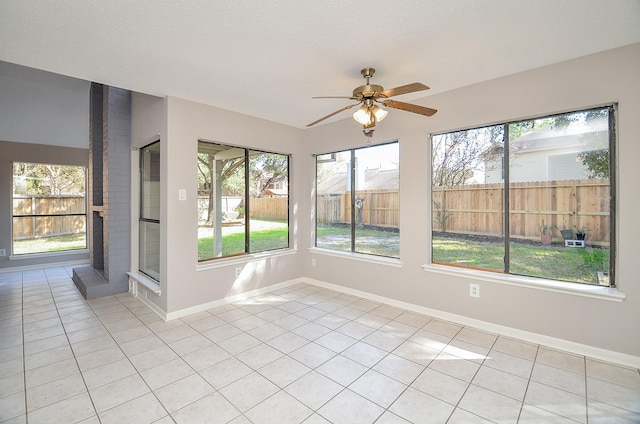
(306, 67), (437, 137)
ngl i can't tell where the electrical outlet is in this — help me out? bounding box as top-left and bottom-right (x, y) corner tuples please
(0, 248), (5, 256)
(469, 283), (480, 298)
(311, 258), (316, 267)
(235, 267), (242, 278)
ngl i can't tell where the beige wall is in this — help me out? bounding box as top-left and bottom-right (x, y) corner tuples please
(0, 61), (89, 148)
(304, 43), (640, 358)
(161, 97), (306, 313)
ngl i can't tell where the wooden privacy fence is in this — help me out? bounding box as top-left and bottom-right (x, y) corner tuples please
(197, 196), (288, 222)
(250, 197), (288, 220)
(13, 195), (86, 239)
(317, 189), (399, 228)
(432, 179), (610, 244)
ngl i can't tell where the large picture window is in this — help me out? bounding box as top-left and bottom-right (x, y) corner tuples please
(12, 162), (87, 255)
(316, 142), (400, 259)
(198, 141), (289, 261)
(431, 106), (615, 286)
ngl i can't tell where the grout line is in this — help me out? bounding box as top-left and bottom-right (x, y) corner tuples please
(21, 270), (28, 424)
(8, 267), (639, 423)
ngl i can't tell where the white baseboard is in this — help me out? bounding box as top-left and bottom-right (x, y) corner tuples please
(303, 278), (640, 370)
(131, 289), (168, 321)
(126, 273), (639, 369)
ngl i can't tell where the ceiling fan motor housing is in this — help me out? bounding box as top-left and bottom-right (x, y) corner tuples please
(352, 84), (384, 99)
(353, 67), (384, 99)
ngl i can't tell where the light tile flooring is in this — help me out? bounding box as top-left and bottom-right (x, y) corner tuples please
(1, 266), (639, 424)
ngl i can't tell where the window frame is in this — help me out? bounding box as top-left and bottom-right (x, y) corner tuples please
(430, 105), (617, 288)
(11, 161), (88, 256)
(197, 140), (291, 262)
(139, 140), (161, 281)
(314, 141), (400, 259)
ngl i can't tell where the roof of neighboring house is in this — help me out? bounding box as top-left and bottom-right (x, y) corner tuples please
(510, 116), (608, 153)
(262, 188), (288, 196)
(318, 168), (399, 194)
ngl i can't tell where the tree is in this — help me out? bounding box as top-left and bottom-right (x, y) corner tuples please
(576, 109), (610, 179)
(197, 148), (289, 224)
(249, 153), (288, 197)
(432, 125), (504, 187)
(432, 126), (503, 232)
(509, 118), (552, 140)
(198, 153), (245, 224)
(578, 149), (609, 178)
(13, 163), (85, 195)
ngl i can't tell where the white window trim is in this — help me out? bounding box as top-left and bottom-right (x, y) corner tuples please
(196, 248), (297, 272)
(310, 247), (402, 268)
(422, 263), (624, 302)
(9, 248), (90, 261)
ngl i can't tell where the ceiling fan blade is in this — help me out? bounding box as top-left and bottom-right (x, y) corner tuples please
(312, 96), (357, 100)
(306, 103), (360, 127)
(380, 82), (430, 98)
(382, 100), (437, 116)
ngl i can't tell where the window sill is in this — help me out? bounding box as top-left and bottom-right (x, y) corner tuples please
(9, 249), (89, 261)
(309, 247), (402, 268)
(127, 271), (161, 295)
(196, 248), (297, 272)
(422, 263), (625, 302)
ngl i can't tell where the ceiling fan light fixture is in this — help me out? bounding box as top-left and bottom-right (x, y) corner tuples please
(372, 105), (388, 122)
(353, 106), (372, 125)
(353, 103), (388, 126)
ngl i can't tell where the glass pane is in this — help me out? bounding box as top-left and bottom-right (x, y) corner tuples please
(141, 143), (160, 221)
(139, 220), (160, 280)
(139, 141), (160, 280)
(431, 126), (505, 270)
(316, 150), (352, 252)
(508, 109), (611, 285)
(248, 150), (289, 253)
(354, 143), (400, 258)
(12, 162), (87, 254)
(198, 142), (246, 260)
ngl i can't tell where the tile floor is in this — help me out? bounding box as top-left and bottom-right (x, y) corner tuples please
(1, 266), (639, 424)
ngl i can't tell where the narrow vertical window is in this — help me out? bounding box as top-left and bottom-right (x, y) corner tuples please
(248, 150), (289, 253)
(139, 141), (160, 281)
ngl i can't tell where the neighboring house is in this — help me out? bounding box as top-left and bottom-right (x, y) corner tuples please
(484, 116), (608, 183)
(261, 187), (288, 197)
(258, 177), (288, 197)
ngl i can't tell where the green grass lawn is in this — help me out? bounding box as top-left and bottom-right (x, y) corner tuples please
(433, 236), (609, 285)
(316, 225), (400, 257)
(198, 227), (289, 260)
(13, 233), (87, 255)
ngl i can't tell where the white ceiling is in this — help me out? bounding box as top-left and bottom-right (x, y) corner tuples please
(1, 1), (639, 129)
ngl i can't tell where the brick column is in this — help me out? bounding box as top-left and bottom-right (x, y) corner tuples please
(73, 84), (131, 298)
